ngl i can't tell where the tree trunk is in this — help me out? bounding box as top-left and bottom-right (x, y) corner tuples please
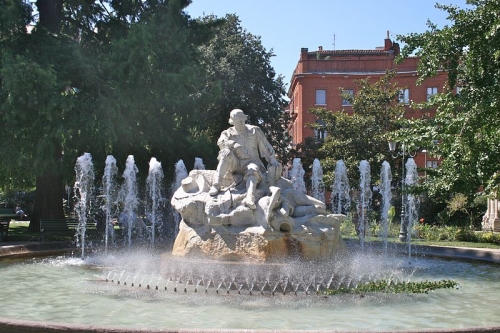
(36, 0), (63, 33)
(28, 172), (65, 233)
(28, 1), (65, 232)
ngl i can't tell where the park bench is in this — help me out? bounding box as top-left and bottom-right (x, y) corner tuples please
(0, 218), (10, 242)
(39, 218), (98, 242)
(0, 207), (18, 220)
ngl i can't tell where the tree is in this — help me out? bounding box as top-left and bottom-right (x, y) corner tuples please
(0, 0), (291, 232)
(0, 0), (216, 230)
(196, 14), (290, 164)
(397, 0), (500, 198)
(308, 71), (405, 189)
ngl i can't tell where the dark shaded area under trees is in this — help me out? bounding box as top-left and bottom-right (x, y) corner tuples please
(0, 0), (289, 231)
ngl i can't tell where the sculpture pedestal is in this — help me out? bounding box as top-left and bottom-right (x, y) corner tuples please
(172, 218), (346, 262)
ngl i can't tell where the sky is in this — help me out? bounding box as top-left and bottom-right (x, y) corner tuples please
(185, 0), (469, 91)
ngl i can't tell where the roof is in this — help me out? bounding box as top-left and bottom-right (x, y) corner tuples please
(309, 49), (393, 56)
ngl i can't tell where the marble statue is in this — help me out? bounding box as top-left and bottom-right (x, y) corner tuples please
(171, 109), (346, 262)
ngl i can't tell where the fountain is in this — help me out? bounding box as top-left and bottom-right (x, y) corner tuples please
(331, 159), (351, 215)
(379, 161), (393, 253)
(193, 157), (205, 170)
(404, 157), (420, 258)
(74, 152), (95, 259)
(311, 158), (325, 203)
(1, 109), (499, 333)
(102, 155), (118, 254)
(172, 159), (188, 237)
(356, 160), (372, 251)
(290, 157), (306, 194)
(146, 157), (164, 249)
(119, 155), (141, 250)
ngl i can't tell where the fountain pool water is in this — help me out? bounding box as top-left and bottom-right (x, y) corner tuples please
(0, 250), (499, 332)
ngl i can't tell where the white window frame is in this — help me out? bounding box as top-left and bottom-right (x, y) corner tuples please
(426, 160), (438, 168)
(315, 89), (326, 105)
(342, 89), (354, 106)
(427, 87), (438, 101)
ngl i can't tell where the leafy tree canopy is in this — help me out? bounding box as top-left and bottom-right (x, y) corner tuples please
(196, 14), (290, 162)
(0, 0), (290, 228)
(397, 0), (500, 197)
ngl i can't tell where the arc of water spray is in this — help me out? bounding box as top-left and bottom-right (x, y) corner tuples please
(379, 161), (392, 254)
(358, 160), (372, 252)
(74, 152), (95, 259)
(121, 155), (139, 250)
(102, 155), (118, 255)
(172, 160), (188, 237)
(331, 160), (351, 215)
(311, 158), (325, 203)
(404, 158), (419, 259)
(290, 158), (306, 194)
(147, 157), (164, 249)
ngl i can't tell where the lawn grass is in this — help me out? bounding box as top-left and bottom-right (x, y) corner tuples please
(5, 221), (40, 241)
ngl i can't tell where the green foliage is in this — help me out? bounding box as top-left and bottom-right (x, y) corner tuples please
(196, 14), (290, 162)
(415, 224), (500, 245)
(397, 0), (500, 197)
(308, 70), (405, 188)
(340, 217), (400, 239)
(0, 1), (291, 223)
(325, 279), (458, 295)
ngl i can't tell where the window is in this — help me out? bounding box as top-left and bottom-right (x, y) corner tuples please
(315, 119), (328, 140)
(315, 89), (326, 105)
(427, 87), (438, 101)
(342, 89), (354, 106)
(399, 88), (410, 104)
(456, 86), (462, 94)
(426, 160), (438, 168)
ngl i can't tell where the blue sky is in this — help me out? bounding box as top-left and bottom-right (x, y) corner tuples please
(186, 0), (469, 90)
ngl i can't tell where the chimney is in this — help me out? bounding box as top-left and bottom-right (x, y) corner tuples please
(318, 46), (323, 51)
(384, 30), (392, 51)
(300, 47), (309, 61)
(392, 42), (400, 56)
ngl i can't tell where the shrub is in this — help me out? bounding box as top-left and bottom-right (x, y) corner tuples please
(477, 232), (500, 245)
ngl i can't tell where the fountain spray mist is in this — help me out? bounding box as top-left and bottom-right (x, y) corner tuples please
(331, 160), (350, 215)
(405, 158), (419, 259)
(146, 157), (164, 249)
(311, 158), (325, 203)
(357, 160), (372, 252)
(379, 161), (392, 254)
(102, 155), (118, 254)
(74, 152), (95, 259)
(290, 158), (306, 194)
(120, 155), (139, 250)
(193, 157), (205, 170)
(172, 160), (188, 237)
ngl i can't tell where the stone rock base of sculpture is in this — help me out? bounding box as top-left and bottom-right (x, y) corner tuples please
(171, 170), (346, 262)
(172, 219), (345, 262)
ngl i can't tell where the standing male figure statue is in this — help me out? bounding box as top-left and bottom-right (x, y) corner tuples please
(208, 109), (281, 209)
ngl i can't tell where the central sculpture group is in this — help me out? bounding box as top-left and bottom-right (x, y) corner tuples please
(171, 109), (346, 262)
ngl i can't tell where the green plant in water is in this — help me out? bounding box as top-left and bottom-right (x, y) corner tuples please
(325, 279), (458, 295)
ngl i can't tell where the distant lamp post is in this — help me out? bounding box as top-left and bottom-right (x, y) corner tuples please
(389, 140), (417, 242)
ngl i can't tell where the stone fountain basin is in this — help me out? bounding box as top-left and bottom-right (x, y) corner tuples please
(0, 242), (500, 333)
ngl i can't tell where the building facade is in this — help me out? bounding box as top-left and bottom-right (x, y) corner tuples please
(287, 33), (448, 169)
